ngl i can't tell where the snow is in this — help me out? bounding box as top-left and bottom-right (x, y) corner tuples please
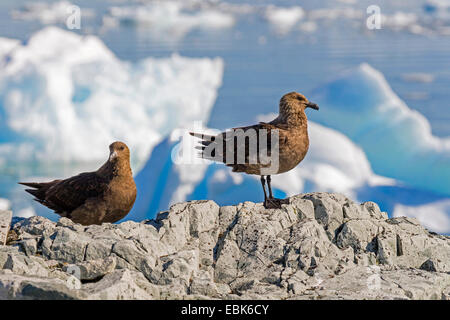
(0, 27), (224, 170)
(311, 63), (450, 197)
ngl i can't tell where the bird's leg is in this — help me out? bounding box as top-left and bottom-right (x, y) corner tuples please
(263, 175), (279, 209)
(264, 175), (290, 209)
(260, 175), (268, 202)
(267, 175), (274, 199)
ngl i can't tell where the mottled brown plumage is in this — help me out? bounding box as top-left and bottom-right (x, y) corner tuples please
(190, 92), (318, 208)
(19, 142), (137, 225)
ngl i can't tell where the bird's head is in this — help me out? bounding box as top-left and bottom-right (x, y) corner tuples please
(108, 141), (130, 163)
(279, 92), (319, 117)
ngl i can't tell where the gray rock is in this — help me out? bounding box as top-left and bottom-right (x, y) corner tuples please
(0, 272), (81, 300)
(83, 269), (159, 300)
(0, 193), (449, 300)
(189, 270), (219, 297)
(0, 210), (12, 245)
(3, 253), (49, 277)
(66, 256), (116, 281)
(0, 246), (19, 269)
(47, 227), (91, 263)
(17, 238), (38, 256)
(13, 216), (56, 238)
(420, 259), (438, 272)
(302, 193), (348, 240)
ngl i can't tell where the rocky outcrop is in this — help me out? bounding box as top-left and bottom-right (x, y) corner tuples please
(0, 193), (449, 300)
(0, 211), (12, 245)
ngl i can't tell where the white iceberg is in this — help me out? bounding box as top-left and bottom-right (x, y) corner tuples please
(11, 1), (94, 25)
(15, 206), (36, 219)
(264, 5), (305, 35)
(311, 63), (450, 196)
(0, 198), (11, 211)
(103, 1), (235, 40)
(0, 27), (224, 171)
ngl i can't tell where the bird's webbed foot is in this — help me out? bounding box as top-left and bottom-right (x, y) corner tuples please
(264, 197), (290, 209)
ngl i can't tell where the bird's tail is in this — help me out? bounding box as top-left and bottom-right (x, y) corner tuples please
(18, 182), (52, 202)
(189, 131), (232, 164)
(18, 182), (45, 189)
(189, 132), (213, 157)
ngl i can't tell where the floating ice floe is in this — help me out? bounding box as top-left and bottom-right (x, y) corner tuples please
(298, 21), (318, 33)
(380, 8), (450, 36)
(97, 1), (450, 38)
(103, 1), (235, 40)
(0, 27), (224, 170)
(11, 1), (94, 24)
(424, 0), (450, 13)
(308, 7), (363, 21)
(379, 12), (434, 35)
(264, 5), (305, 35)
(381, 12), (419, 30)
(401, 72), (435, 83)
(15, 207), (36, 219)
(311, 63), (450, 197)
(0, 198), (11, 211)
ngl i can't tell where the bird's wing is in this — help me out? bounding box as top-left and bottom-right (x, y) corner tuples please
(39, 172), (109, 214)
(191, 122), (288, 166)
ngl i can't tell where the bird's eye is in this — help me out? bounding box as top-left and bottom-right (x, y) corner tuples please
(120, 146), (125, 151)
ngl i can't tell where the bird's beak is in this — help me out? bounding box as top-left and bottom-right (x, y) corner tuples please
(109, 150), (118, 161)
(306, 102), (319, 110)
